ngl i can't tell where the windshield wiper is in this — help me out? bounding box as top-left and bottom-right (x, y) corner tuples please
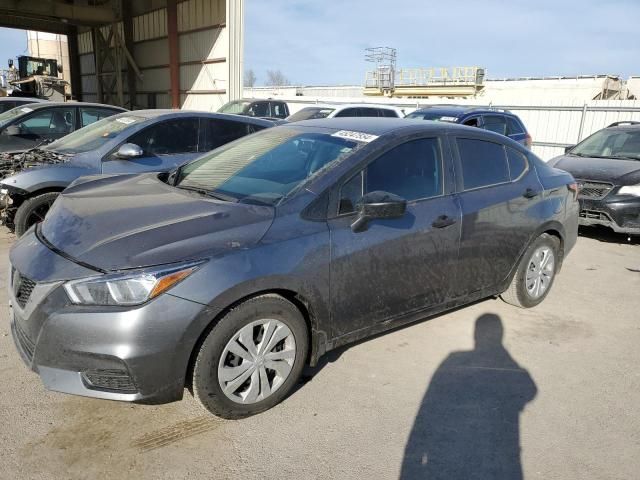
(175, 185), (236, 202)
(609, 155), (640, 161)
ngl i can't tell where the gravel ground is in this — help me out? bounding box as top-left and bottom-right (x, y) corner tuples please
(0, 227), (638, 480)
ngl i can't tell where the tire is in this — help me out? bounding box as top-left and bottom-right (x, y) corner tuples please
(14, 192), (60, 237)
(501, 233), (560, 308)
(192, 294), (309, 419)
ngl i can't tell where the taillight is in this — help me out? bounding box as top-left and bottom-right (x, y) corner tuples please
(567, 182), (579, 200)
(525, 133), (533, 149)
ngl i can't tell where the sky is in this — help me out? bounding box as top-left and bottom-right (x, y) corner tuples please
(0, 27), (28, 68)
(245, 0), (640, 86)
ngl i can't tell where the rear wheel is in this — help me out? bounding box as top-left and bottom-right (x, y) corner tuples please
(501, 233), (560, 308)
(14, 192), (60, 237)
(192, 294), (308, 419)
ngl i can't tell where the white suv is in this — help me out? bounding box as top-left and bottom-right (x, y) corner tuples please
(287, 104), (403, 122)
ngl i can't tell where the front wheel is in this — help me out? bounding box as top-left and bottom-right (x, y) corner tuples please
(192, 294), (308, 419)
(501, 233), (560, 308)
(14, 192), (60, 237)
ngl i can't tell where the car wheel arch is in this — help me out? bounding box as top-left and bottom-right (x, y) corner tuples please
(183, 288), (322, 394)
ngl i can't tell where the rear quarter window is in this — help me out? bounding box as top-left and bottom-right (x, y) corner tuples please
(506, 116), (525, 135)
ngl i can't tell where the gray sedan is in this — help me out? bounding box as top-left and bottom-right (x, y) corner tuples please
(0, 110), (274, 235)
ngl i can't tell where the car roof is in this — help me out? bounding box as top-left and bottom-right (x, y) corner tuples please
(412, 105), (515, 117)
(22, 101), (127, 111)
(0, 97), (46, 103)
(111, 109), (275, 126)
(290, 117), (463, 135)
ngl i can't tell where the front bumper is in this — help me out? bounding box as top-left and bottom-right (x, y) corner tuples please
(9, 231), (220, 404)
(578, 194), (640, 235)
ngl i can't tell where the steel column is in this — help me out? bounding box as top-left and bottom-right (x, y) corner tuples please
(167, 0), (180, 109)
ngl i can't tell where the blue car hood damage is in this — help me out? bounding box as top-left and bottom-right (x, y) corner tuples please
(40, 173), (275, 271)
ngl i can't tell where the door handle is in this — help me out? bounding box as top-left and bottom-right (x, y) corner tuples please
(432, 215), (457, 229)
(523, 188), (540, 199)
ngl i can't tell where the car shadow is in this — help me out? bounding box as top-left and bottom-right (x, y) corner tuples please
(399, 313), (537, 480)
(579, 225), (640, 245)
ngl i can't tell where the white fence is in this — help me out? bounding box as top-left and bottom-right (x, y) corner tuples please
(245, 90), (640, 160)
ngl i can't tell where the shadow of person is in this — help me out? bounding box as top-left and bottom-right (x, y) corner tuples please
(400, 313), (537, 480)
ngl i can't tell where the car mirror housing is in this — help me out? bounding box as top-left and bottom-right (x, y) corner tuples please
(115, 143), (144, 159)
(351, 191), (407, 233)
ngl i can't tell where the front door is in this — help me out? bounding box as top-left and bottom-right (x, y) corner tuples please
(328, 137), (461, 338)
(102, 118), (202, 174)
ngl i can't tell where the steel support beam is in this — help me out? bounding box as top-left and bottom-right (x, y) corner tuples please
(167, 0), (180, 109)
(226, 0), (244, 102)
(122, 0), (137, 109)
(0, 0), (117, 26)
(67, 25), (81, 100)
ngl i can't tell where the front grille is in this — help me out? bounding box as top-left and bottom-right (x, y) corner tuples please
(83, 369), (138, 393)
(13, 318), (35, 362)
(12, 268), (36, 309)
(577, 180), (614, 200)
(580, 209), (613, 223)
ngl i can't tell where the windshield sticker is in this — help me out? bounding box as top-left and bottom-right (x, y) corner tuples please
(20, 107), (33, 113)
(439, 116), (458, 122)
(331, 130), (379, 143)
(115, 117), (138, 125)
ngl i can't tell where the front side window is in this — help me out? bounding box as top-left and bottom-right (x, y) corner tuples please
(482, 115), (507, 135)
(457, 138), (509, 190)
(19, 107), (74, 135)
(128, 118), (199, 155)
(380, 109), (399, 118)
(571, 129), (640, 160)
(177, 127), (361, 205)
(247, 102), (269, 117)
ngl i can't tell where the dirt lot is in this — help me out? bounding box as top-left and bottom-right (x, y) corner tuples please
(1, 227), (639, 480)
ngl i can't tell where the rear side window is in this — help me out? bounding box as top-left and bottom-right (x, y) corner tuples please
(482, 115), (507, 135)
(380, 109), (399, 118)
(506, 147), (528, 180)
(457, 138), (509, 190)
(506, 116), (524, 135)
(201, 119), (261, 151)
(271, 103), (287, 118)
(334, 108), (359, 118)
(128, 118), (199, 155)
(248, 102), (269, 117)
(81, 108), (116, 127)
(358, 108), (380, 117)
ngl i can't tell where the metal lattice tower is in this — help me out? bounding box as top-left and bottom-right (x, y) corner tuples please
(365, 47), (397, 93)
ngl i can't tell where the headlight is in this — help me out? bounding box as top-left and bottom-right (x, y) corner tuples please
(64, 260), (204, 306)
(618, 184), (640, 196)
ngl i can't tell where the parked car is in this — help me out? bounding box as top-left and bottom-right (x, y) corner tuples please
(406, 106), (532, 148)
(8, 118), (578, 418)
(0, 110), (274, 236)
(218, 98), (289, 119)
(0, 97), (47, 113)
(0, 102), (125, 153)
(287, 103), (403, 121)
(548, 121), (640, 237)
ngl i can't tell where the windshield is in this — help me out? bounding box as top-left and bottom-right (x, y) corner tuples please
(571, 129), (640, 160)
(46, 115), (145, 154)
(287, 107), (335, 122)
(218, 100), (252, 114)
(405, 111), (459, 122)
(0, 106), (33, 126)
(176, 127), (361, 205)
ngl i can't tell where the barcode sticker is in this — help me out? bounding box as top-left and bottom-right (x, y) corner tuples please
(331, 130), (379, 143)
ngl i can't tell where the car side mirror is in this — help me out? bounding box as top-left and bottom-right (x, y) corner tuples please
(5, 125), (21, 136)
(115, 143), (143, 159)
(351, 191), (407, 233)
(564, 145), (575, 154)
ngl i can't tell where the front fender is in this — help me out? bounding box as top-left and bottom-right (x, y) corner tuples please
(0, 164), (96, 194)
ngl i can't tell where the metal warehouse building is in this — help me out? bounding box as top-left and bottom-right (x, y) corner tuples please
(0, 0), (244, 110)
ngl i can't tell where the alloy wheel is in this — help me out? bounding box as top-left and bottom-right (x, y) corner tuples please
(525, 246), (555, 299)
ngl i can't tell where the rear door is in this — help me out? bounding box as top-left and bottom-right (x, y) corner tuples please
(328, 136), (461, 337)
(451, 134), (543, 296)
(102, 117), (202, 173)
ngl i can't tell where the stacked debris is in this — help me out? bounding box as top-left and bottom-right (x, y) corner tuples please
(0, 148), (69, 179)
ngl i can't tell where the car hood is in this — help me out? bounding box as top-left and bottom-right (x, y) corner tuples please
(40, 173), (275, 271)
(549, 155), (640, 185)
